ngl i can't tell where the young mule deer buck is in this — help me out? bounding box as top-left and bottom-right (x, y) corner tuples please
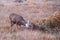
(9, 13), (31, 29)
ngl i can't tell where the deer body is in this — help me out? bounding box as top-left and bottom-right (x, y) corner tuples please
(9, 13), (30, 29)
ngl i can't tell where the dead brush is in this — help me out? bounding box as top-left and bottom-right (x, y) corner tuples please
(30, 11), (60, 34)
(38, 11), (60, 33)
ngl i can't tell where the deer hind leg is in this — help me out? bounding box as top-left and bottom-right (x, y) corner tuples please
(16, 23), (18, 29)
(10, 21), (15, 31)
(11, 21), (14, 27)
(11, 21), (15, 28)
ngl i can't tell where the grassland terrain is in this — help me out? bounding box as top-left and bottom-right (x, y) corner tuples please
(0, 0), (60, 40)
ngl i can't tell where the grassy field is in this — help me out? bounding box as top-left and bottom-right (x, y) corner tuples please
(0, 1), (60, 40)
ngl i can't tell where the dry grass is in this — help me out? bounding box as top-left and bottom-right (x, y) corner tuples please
(0, 1), (59, 40)
(34, 11), (60, 33)
(48, 11), (60, 27)
(0, 30), (59, 40)
(47, 11), (60, 32)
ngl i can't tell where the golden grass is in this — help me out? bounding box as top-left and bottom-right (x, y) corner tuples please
(27, 11), (60, 33)
(48, 11), (60, 27)
(0, 2), (59, 40)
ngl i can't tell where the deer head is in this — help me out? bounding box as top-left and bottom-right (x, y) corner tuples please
(25, 20), (31, 29)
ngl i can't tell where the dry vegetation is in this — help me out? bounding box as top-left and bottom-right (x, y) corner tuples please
(0, 0), (60, 40)
(34, 11), (60, 33)
(48, 11), (60, 32)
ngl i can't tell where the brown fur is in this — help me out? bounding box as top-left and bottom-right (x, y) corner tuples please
(9, 13), (27, 28)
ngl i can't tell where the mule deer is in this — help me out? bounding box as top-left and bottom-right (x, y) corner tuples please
(9, 13), (30, 29)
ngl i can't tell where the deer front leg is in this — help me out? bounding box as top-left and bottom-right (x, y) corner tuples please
(16, 23), (21, 29)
